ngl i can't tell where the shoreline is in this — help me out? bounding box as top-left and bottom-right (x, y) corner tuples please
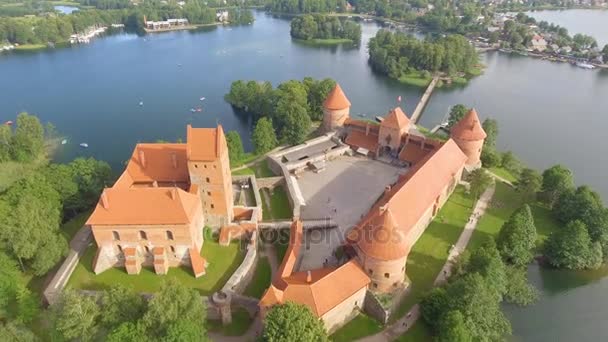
(291, 37), (355, 46)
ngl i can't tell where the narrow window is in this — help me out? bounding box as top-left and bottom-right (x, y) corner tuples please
(194, 164), (198, 168)
(166, 230), (174, 240)
(112, 231), (120, 241)
(373, 283), (378, 289)
(210, 204), (215, 209)
(144, 246), (150, 253)
(384, 273), (390, 278)
(170, 246), (176, 254)
(207, 191), (211, 196)
(368, 269), (373, 275)
(139, 230), (147, 240)
(117, 245), (122, 253)
(206, 177), (210, 183)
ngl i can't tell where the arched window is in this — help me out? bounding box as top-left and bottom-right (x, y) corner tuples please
(166, 230), (174, 240)
(112, 231), (120, 241)
(139, 230), (147, 240)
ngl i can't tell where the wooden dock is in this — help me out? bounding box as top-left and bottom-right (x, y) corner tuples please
(410, 75), (439, 124)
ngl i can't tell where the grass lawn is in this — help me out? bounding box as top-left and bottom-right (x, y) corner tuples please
(14, 44), (47, 51)
(398, 72), (432, 87)
(207, 307), (253, 336)
(67, 232), (245, 295)
(331, 313), (383, 342)
(294, 38), (354, 46)
(261, 186), (292, 220)
(232, 166), (255, 176)
(388, 186), (475, 322)
(467, 182), (523, 251)
(232, 159), (275, 178)
(243, 257), (272, 298)
(488, 166), (519, 183)
(0, 156), (47, 192)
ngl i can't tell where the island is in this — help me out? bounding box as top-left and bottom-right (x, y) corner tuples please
(290, 14), (361, 46)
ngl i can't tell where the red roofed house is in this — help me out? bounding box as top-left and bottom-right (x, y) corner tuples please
(87, 125), (234, 277)
(379, 107), (411, 154)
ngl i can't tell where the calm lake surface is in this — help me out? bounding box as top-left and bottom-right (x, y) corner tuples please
(1, 10), (608, 340)
(527, 9), (608, 46)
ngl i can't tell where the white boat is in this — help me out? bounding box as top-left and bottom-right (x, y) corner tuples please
(61, 139), (67, 145)
(139, 101), (144, 106)
(190, 108), (196, 113)
(576, 62), (595, 70)
(79, 143), (88, 148)
(200, 97), (206, 101)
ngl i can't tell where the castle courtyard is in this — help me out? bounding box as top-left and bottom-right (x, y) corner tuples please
(296, 155), (405, 269)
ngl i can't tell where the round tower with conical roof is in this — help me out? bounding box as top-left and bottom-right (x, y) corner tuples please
(322, 83), (351, 132)
(450, 109), (487, 168)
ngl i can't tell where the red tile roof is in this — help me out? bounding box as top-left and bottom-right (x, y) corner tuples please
(86, 187), (201, 226)
(261, 260), (370, 317)
(345, 130), (379, 152)
(323, 84), (351, 110)
(274, 220), (303, 290)
(186, 125), (225, 161)
(122, 143), (189, 185)
(348, 139), (467, 260)
(450, 109), (487, 141)
(189, 248), (206, 278)
(381, 107), (410, 130)
(348, 208), (409, 260)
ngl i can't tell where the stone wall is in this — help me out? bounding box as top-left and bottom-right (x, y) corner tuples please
(363, 289), (390, 325)
(256, 176), (285, 189)
(221, 230), (259, 294)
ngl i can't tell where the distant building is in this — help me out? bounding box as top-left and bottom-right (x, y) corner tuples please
(87, 125), (235, 276)
(216, 10), (229, 22)
(531, 35), (548, 52)
(144, 16), (188, 30)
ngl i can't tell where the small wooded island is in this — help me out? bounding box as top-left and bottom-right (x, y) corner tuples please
(368, 30), (482, 87)
(290, 14), (361, 46)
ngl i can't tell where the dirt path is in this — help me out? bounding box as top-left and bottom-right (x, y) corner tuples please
(357, 184), (496, 342)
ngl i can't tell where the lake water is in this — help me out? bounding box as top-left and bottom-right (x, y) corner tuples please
(527, 9), (608, 47)
(54, 5), (79, 14)
(1, 10), (608, 339)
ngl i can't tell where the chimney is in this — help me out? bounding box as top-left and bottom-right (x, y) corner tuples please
(306, 270), (312, 283)
(101, 191), (109, 209)
(171, 152), (177, 169)
(138, 149), (146, 168)
(384, 185), (392, 196)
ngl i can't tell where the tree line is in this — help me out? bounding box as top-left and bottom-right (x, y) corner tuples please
(224, 77), (336, 146)
(368, 30), (479, 80)
(268, 0), (346, 14)
(290, 14), (361, 44)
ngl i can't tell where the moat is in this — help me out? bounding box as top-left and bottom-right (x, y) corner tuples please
(1, 10), (608, 340)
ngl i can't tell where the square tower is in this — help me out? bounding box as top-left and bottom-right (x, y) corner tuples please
(186, 125), (234, 227)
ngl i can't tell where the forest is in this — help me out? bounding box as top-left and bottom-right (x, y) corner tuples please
(290, 14), (361, 44)
(368, 30), (479, 80)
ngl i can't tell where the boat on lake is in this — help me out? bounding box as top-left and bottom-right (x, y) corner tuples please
(576, 62), (595, 70)
(200, 97), (205, 101)
(4, 120), (12, 125)
(190, 108), (196, 113)
(79, 143), (88, 148)
(196, 107), (202, 112)
(61, 139), (67, 145)
(139, 101), (144, 106)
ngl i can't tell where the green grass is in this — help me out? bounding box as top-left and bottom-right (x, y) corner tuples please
(398, 72), (432, 87)
(467, 182), (523, 251)
(243, 257), (272, 298)
(466, 66), (484, 77)
(392, 186), (475, 320)
(261, 186), (292, 220)
(488, 166), (519, 183)
(207, 307), (253, 336)
(255, 160), (275, 177)
(14, 44), (47, 51)
(294, 37), (354, 46)
(273, 229), (289, 263)
(232, 167), (255, 176)
(530, 202), (561, 249)
(331, 313), (383, 342)
(67, 231), (245, 295)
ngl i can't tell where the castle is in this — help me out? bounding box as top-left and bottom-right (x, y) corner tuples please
(260, 84), (486, 330)
(86, 125), (234, 276)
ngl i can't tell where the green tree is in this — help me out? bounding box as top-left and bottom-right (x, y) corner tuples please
(496, 205), (537, 266)
(276, 100), (312, 145)
(544, 220), (602, 270)
(420, 287), (449, 331)
(0, 322), (36, 342)
(0, 124), (11, 162)
(501, 151), (521, 175)
(106, 322), (147, 342)
(100, 285), (146, 328)
(468, 168), (492, 199)
(252, 117), (279, 154)
(447, 104), (469, 128)
(52, 290), (101, 342)
(10, 112), (45, 162)
(142, 278), (206, 339)
(262, 302), (328, 342)
(225, 131), (245, 167)
(515, 168), (542, 202)
(437, 310), (472, 342)
(0, 174), (66, 275)
(480, 147), (501, 168)
(65, 157), (112, 212)
(541, 165), (574, 208)
(464, 239), (507, 298)
(481, 118), (498, 148)
(503, 266), (538, 306)
(164, 320), (207, 342)
(0, 252), (38, 324)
